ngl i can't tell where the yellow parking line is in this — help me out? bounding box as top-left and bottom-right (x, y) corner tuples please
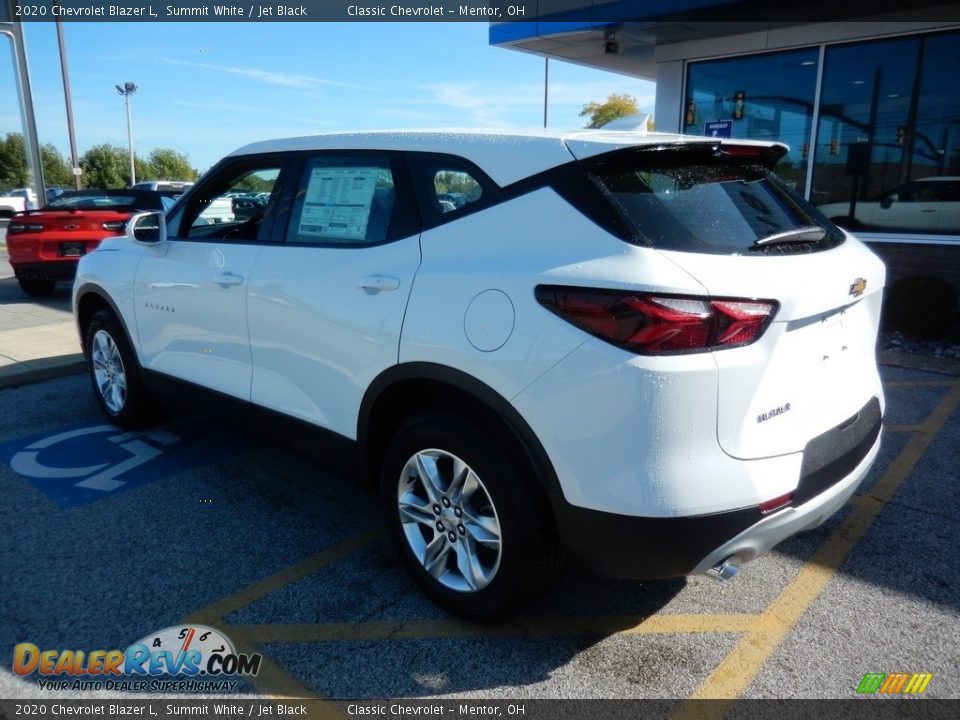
(179, 378), (957, 707)
(883, 423), (923, 433)
(886, 379), (956, 387)
(185, 528), (383, 625)
(229, 635), (318, 700)
(227, 613), (761, 644)
(678, 380), (960, 709)
(181, 529), (382, 713)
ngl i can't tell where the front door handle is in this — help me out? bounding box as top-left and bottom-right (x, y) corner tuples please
(356, 275), (401, 292)
(214, 271), (244, 287)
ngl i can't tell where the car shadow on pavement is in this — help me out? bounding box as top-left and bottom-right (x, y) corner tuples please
(0, 276), (73, 310)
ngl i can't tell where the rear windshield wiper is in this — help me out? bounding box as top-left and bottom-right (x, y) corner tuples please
(751, 226), (826, 249)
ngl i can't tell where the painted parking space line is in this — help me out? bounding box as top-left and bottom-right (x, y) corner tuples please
(885, 379), (957, 388)
(229, 635), (322, 703)
(677, 378), (960, 709)
(185, 527), (384, 625)
(883, 423), (924, 433)
(183, 529), (382, 705)
(183, 523), (763, 701)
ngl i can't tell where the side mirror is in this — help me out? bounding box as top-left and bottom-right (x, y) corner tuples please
(127, 211), (167, 244)
(880, 194), (896, 210)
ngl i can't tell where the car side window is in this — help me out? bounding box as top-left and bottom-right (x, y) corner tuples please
(172, 165), (283, 241)
(433, 170), (483, 214)
(286, 156), (396, 245)
(406, 153), (501, 228)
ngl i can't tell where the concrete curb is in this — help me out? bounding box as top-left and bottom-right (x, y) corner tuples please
(0, 354), (86, 390)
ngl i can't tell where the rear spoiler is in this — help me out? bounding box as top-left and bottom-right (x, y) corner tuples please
(583, 140), (790, 172)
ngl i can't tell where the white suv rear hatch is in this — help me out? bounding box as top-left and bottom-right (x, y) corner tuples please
(566, 137), (885, 460)
(661, 243), (884, 459)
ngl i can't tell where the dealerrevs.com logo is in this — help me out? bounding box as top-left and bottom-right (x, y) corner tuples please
(13, 625), (261, 692)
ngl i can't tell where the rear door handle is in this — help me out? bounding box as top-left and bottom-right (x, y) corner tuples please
(356, 275), (400, 292)
(214, 271), (244, 287)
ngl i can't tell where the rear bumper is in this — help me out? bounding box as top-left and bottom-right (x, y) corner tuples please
(552, 396), (882, 579)
(690, 429), (880, 575)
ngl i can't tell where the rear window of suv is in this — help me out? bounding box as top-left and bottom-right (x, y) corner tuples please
(585, 145), (844, 255)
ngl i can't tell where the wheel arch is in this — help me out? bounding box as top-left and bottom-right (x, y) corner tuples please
(358, 363), (561, 500)
(74, 284), (135, 357)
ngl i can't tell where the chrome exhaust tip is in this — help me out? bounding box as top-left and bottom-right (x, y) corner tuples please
(707, 556), (741, 583)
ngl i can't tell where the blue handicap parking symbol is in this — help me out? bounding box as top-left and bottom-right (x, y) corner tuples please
(0, 418), (255, 508)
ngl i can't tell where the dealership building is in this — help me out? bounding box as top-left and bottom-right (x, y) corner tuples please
(491, 1), (960, 289)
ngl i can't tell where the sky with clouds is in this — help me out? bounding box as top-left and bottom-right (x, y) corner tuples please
(0, 21), (655, 173)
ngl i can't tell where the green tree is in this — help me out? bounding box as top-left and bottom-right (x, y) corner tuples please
(79, 144), (129, 188)
(0, 133), (29, 188)
(41, 144), (73, 187)
(143, 147), (198, 181)
(0, 133), (76, 190)
(579, 93), (640, 129)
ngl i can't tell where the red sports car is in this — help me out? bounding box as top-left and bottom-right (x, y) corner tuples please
(6, 189), (177, 296)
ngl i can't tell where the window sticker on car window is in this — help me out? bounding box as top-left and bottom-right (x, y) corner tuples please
(298, 166), (380, 241)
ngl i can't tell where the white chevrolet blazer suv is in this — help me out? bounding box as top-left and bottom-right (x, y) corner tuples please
(73, 130), (885, 619)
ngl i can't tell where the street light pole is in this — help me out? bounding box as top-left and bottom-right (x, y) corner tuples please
(2, 6), (46, 207)
(57, 17), (81, 190)
(115, 81), (137, 186)
(543, 58), (549, 128)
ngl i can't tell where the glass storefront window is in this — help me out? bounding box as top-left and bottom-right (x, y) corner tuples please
(811, 32), (960, 237)
(686, 31), (960, 239)
(812, 36), (924, 230)
(686, 48), (819, 195)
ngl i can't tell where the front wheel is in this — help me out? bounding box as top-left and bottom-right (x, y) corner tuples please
(85, 310), (154, 428)
(380, 414), (561, 621)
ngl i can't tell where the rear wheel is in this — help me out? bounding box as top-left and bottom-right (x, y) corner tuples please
(17, 276), (56, 296)
(380, 413), (561, 620)
(85, 310), (154, 428)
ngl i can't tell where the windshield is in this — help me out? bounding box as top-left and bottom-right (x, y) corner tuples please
(46, 191), (166, 211)
(589, 148), (845, 255)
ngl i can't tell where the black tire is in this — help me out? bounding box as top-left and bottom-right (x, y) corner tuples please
(17, 276), (56, 296)
(380, 413), (561, 621)
(84, 310), (154, 428)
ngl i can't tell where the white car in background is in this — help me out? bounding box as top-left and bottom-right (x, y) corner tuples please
(131, 180), (194, 195)
(0, 188), (37, 217)
(0, 192), (28, 219)
(817, 176), (960, 233)
(74, 129), (885, 619)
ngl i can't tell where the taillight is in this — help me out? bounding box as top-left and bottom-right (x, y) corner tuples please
(101, 221), (125, 231)
(759, 492), (793, 514)
(535, 286), (777, 355)
(7, 223), (43, 234)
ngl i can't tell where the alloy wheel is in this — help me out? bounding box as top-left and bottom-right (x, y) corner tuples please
(396, 448), (503, 593)
(91, 329), (127, 413)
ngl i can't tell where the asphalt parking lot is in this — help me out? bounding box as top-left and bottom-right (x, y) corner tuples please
(0, 238), (958, 708)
